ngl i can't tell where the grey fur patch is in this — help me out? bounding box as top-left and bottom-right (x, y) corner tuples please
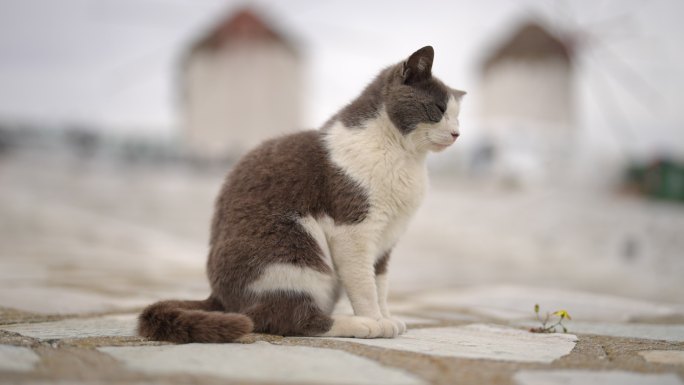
(374, 251), (391, 276)
(403, 46), (434, 83)
(386, 74), (450, 134)
(244, 291), (335, 336)
(336, 74), (384, 128)
(333, 46), (455, 134)
(207, 130), (366, 334)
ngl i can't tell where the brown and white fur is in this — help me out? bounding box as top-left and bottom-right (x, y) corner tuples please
(138, 46), (465, 343)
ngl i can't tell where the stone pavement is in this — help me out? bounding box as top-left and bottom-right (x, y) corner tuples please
(1, 155), (684, 384)
(2, 285), (683, 385)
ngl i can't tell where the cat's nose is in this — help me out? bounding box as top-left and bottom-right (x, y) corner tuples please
(450, 132), (460, 140)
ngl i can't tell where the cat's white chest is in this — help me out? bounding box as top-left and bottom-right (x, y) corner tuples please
(324, 118), (428, 253)
(368, 160), (426, 249)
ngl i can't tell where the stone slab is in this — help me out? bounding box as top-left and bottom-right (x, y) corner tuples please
(99, 341), (425, 385)
(333, 296), (440, 325)
(0, 286), (149, 315)
(0, 345), (41, 372)
(410, 285), (684, 322)
(329, 324), (577, 363)
(639, 350), (684, 366)
(417, 310), (480, 322)
(1, 314), (138, 340)
(516, 321), (684, 342)
(395, 315), (441, 325)
(513, 370), (683, 385)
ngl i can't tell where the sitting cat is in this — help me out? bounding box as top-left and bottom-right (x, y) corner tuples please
(138, 46), (465, 342)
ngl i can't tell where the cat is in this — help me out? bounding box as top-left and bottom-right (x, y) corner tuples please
(138, 46), (465, 343)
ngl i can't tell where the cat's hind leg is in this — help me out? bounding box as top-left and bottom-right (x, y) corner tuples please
(243, 291), (334, 336)
(243, 255), (340, 336)
(240, 256), (396, 338)
(296, 216), (398, 338)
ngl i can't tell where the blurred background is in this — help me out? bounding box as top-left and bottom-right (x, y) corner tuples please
(1, 0), (683, 316)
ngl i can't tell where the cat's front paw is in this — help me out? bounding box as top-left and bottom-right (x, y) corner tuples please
(377, 318), (399, 338)
(323, 315), (403, 338)
(378, 317), (406, 336)
(324, 315), (384, 338)
(387, 317), (407, 335)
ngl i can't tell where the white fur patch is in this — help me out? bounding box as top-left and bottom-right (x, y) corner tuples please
(298, 215), (333, 268)
(324, 108), (429, 253)
(320, 108), (436, 318)
(248, 263), (337, 313)
(317, 98), (462, 319)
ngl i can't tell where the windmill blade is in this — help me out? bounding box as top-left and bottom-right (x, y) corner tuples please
(590, 38), (662, 111)
(583, 49), (643, 157)
(580, 13), (639, 41)
(548, 0), (662, 111)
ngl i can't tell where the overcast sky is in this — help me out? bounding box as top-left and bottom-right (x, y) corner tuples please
(1, 0), (683, 156)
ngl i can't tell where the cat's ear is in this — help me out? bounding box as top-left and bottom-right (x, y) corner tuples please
(451, 88), (467, 100)
(402, 46), (434, 84)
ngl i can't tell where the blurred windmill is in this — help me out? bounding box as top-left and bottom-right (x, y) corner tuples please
(473, 0), (661, 188)
(544, 0), (663, 147)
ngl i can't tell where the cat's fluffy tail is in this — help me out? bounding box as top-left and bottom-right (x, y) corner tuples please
(137, 297), (253, 343)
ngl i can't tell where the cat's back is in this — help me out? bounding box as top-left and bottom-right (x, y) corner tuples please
(211, 129), (369, 243)
(217, 130), (328, 213)
(233, 130), (328, 183)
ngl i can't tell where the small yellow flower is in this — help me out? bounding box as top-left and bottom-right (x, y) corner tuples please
(552, 310), (572, 320)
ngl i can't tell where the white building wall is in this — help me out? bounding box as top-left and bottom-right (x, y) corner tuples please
(184, 41), (301, 158)
(480, 58), (573, 126)
(477, 58), (575, 185)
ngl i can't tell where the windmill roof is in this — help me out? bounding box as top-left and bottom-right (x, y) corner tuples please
(188, 7), (298, 55)
(483, 21), (572, 72)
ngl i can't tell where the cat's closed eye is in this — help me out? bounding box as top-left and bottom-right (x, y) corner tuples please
(435, 103), (446, 114)
(424, 103), (443, 122)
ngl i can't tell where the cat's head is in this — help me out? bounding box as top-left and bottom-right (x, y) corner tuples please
(383, 46), (466, 152)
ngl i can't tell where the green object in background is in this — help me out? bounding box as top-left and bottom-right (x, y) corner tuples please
(626, 159), (684, 202)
